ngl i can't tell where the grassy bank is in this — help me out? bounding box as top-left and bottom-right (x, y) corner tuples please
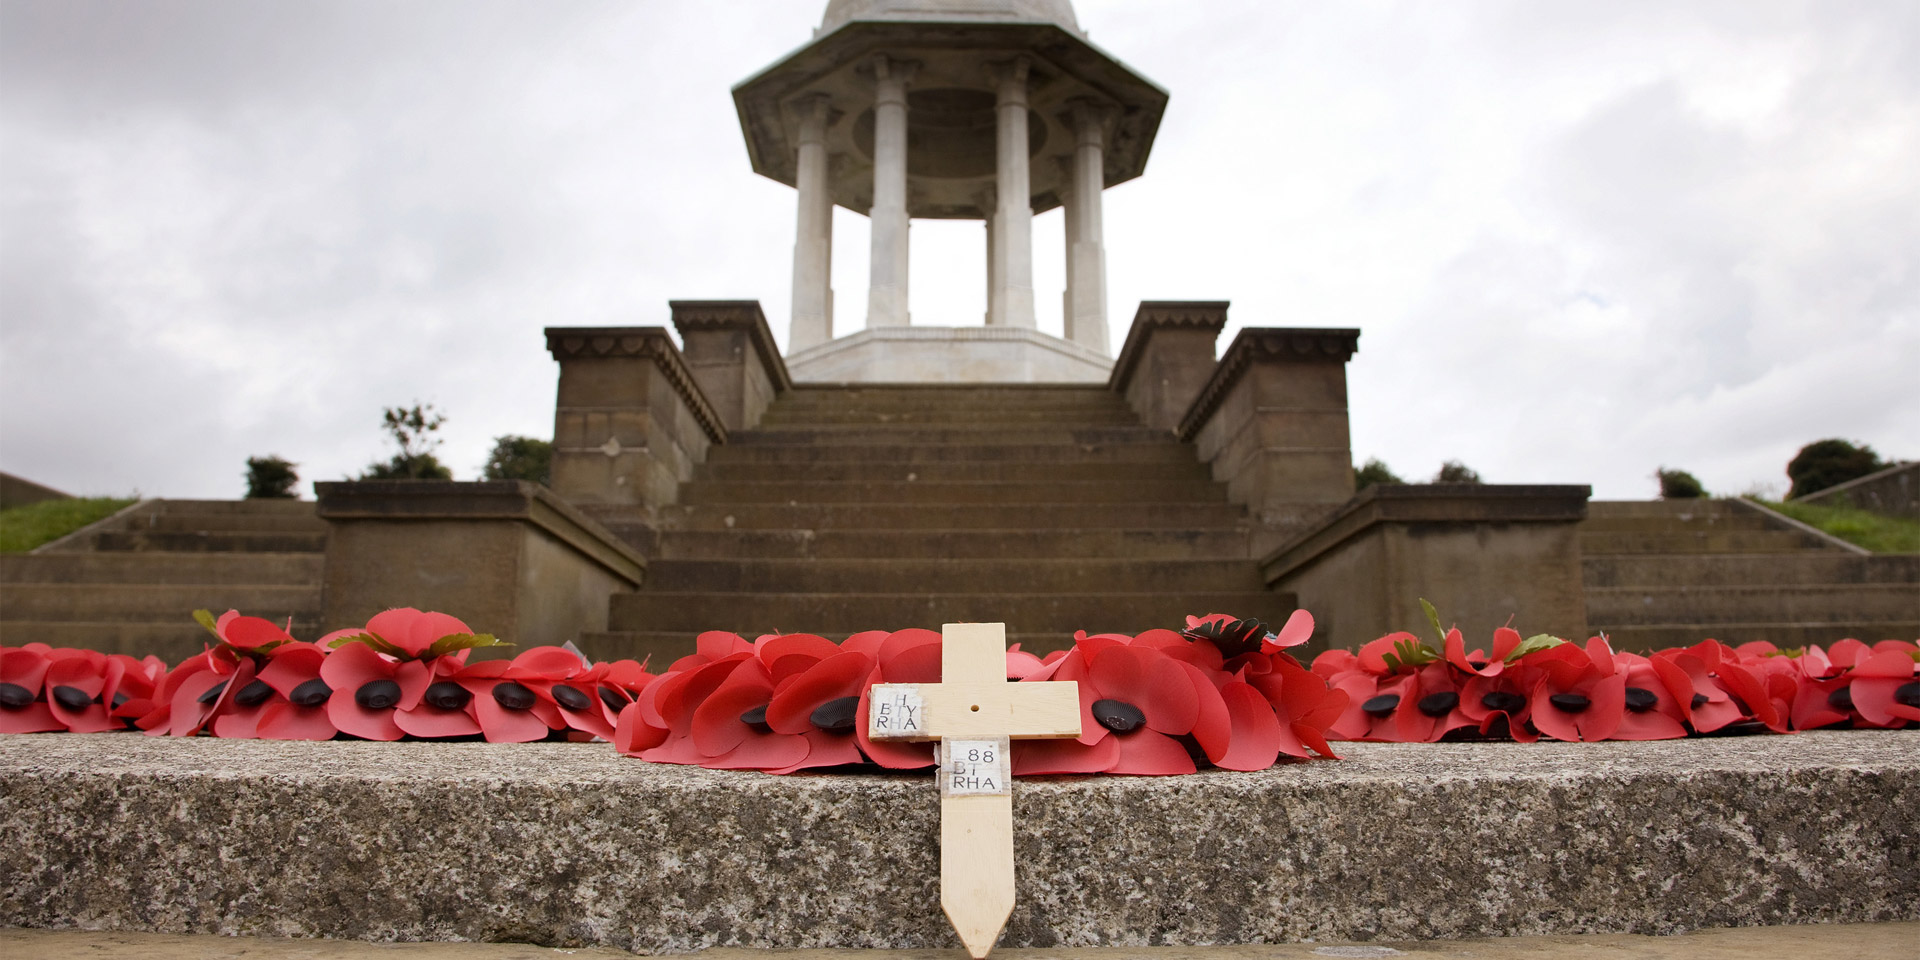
(1757, 499), (1920, 554)
(0, 497), (137, 553)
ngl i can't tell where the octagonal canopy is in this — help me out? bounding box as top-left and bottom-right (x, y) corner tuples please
(735, 0), (1165, 220)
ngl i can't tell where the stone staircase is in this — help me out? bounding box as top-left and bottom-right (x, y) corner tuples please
(0, 499), (325, 661)
(583, 384), (1295, 659)
(1581, 499), (1920, 649)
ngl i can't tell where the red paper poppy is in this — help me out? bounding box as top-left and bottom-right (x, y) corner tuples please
(359, 607), (479, 658)
(392, 656), (486, 739)
(319, 642), (430, 741)
(0, 645), (63, 733)
(1609, 653), (1688, 740)
(1458, 666), (1540, 743)
(1390, 662), (1481, 743)
(1445, 627), (1521, 678)
(691, 657), (810, 770)
(1246, 655), (1348, 759)
(451, 651), (571, 744)
(1527, 639), (1625, 742)
(255, 643), (338, 740)
(852, 629), (940, 770)
(1012, 639), (1202, 776)
(762, 649), (874, 772)
(1323, 670), (1412, 741)
(1847, 648), (1920, 727)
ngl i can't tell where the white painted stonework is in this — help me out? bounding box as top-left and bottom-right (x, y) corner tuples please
(787, 326), (1111, 383)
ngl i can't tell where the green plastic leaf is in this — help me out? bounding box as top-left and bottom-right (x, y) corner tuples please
(425, 633), (511, 657)
(1382, 636), (1441, 672)
(192, 608), (222, 639)
(328, 632), (408, 658)
(1505, 633), (1567, 661)
(1419, 598), (1447, 643)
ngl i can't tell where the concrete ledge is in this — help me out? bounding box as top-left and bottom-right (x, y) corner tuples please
(1262, 484), (1592, 648)
(315, 481), (644, 647)
(3, 731), (1913, 951)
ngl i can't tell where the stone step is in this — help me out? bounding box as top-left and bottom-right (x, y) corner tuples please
(654, 501), (1249, 531)
(756, 408), (1143, 425)
(1595, 622), (1920, 650)
(1583, 553), (1920, 588)
(1586, 499), (1746, 519)
(0, 582), (321, 623)
(772, 385), (1121, 407)
(1578, 514), (1777, 534)
(654, 527), (1252, 560)
(0, 552), (323, 585)
(0, 619), (323, 661)
(138, 513), (328, 534)
(678, 479), (1228, 506)
(579, 629), (1090, 662)
(89, 531), (329, 553)
(703, 442), (1198, 464)
(143, 498), (320, 516)
(608, 590), (1298, 637)
(730, 425), (1170, 445)
(1584, 583), (1920, 625)
(696, 459), (1211, 484)
(2, 733), (1910, 950)
(1578, 530), (1825, 555)
(644, 558), (1266, 594)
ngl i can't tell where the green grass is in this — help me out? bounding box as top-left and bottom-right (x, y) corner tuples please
(1758, 499), (1920, 554)
(0, 497), (137, 553)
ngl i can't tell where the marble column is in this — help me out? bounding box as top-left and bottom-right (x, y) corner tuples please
(1064, 99), (1111, 355)
(789, 95), (834, 351)
(866, 55), (913, 328)
(988, 58), (1036, 329)
(982, 197), (997, 325)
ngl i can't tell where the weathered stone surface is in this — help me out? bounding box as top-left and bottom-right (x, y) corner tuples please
(9, 922), (1920, 959)
(3, 731), (1914, 952)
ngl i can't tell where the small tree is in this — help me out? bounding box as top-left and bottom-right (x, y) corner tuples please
(483, 435), (553, 485)
(244, 456), (300, 499)
(1434, 460), (1483, 484)
(1787, 439), (1882, 499)
(1656, 467), (1705, 500)
(359, 403), (454, 480)
(1354, 457), (1404, 492)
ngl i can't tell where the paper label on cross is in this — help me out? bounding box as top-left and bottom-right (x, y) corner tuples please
(866, 623), (1080, 959)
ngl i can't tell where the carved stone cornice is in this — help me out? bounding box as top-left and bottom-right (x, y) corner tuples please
(544, 326), (727, 444)
(1106, 301), (1229, 395)
(1175, 327), (1361, 442)
(668, 300), (794, 393)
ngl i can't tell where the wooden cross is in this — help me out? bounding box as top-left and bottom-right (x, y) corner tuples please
(867, 622), (1081, 959)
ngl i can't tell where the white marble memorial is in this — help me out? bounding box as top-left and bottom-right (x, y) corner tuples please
(732, 0), (1166, 383)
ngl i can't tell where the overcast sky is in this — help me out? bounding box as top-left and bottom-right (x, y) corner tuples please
(2, 0), (1915, 501)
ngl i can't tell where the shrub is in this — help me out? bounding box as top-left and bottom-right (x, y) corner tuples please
(245, 456), (300, 499)
(1656, 467), (1705, 500)
(359, 404), (453, 480)
(1787, 439), (1882, 499)
(1434, 460), (1483, 484)
(1354, 457), (1404, 492)
(483, 435), (553, 485)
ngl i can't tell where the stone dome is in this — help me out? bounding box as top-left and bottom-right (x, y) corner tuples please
(819, 0), (1081, 36)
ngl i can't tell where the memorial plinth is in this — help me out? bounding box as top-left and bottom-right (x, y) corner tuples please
(4, 731), (1914, 951)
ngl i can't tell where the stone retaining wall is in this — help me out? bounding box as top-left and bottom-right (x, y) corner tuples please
(2, 732), (1914, 952)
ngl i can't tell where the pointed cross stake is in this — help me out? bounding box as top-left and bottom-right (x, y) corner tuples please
(867, 622), (1081, 959)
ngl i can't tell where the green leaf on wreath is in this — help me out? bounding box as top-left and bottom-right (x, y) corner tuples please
(1382, 636), (1441, 672)
(1419, 597), (1447, 643)
(192, 608), (222, 639)
(1506, 633), (1566, 661)
(328, 632), (408, 658)
(426, 633), (511, 657)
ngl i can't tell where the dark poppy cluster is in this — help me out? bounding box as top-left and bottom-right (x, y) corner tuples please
(1310, 627), (1920, 742)
(0, 608), (653, 742)
(614, 611), (1348, 775)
